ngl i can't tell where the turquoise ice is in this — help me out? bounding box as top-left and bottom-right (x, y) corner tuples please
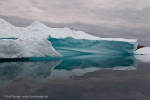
(48, 37), (138, 56)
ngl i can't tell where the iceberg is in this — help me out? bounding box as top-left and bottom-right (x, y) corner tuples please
(0, 18), (138, 58)
(134, 47), (150, 55)
(134, 47), (150, 62)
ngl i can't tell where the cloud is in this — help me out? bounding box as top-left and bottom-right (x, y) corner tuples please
(0, 0), (150, 23)
(0, 0), (150, 46)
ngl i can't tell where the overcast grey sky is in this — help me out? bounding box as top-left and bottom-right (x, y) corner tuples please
(0, 0), (150, 46)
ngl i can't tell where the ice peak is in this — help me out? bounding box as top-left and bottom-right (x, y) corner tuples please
(63, 27), (71, 30)
(29, 21), (48, 28)
(0, 18), (14, 28)
(31, 21), (42, 25)
(0, 18), (10, 25)
(0, 18), (5, 22)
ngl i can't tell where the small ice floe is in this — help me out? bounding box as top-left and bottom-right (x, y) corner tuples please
(134, 47), (150, 55)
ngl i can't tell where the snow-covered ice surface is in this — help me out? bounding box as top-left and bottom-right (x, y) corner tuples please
(0, 18), (100, 40)
(134, 47), (150, 55)
(0, 18), (137, 42)
(0, 18), (138, 58)
(0, 38), (61, 58)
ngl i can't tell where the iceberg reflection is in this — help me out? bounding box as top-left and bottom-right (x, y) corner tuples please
(0, 55), (136, 87)
(0, 61), (61, 87)
(50, 55), (137, 79)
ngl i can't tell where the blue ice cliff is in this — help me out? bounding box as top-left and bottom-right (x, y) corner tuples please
(0, 18), (138, 58)
(48, 37), (137, 56)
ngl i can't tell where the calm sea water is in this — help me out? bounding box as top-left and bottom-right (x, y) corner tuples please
(138, 41), (150, 46)
(0, 55), (150, 100)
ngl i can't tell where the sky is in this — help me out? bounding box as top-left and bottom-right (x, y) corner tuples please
(0, 0), (150, 46)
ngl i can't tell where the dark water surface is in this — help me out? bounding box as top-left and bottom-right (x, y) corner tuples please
(0, 55), (150, 100)
(138, 41), (150, 47)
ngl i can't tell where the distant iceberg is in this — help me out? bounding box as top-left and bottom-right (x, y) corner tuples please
(134, 47), (150, 62)
(0, 18), (138, 58)
(134, 47), (150, 55)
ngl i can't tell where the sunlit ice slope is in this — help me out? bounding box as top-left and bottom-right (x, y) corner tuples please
(0, 38), (61, 58)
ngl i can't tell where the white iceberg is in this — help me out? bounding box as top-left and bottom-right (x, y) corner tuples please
(0, 18), (100, 40)
(0, 38), (61, 58)
(0, 18), (138, 57)
(134, 47), (150, 62)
